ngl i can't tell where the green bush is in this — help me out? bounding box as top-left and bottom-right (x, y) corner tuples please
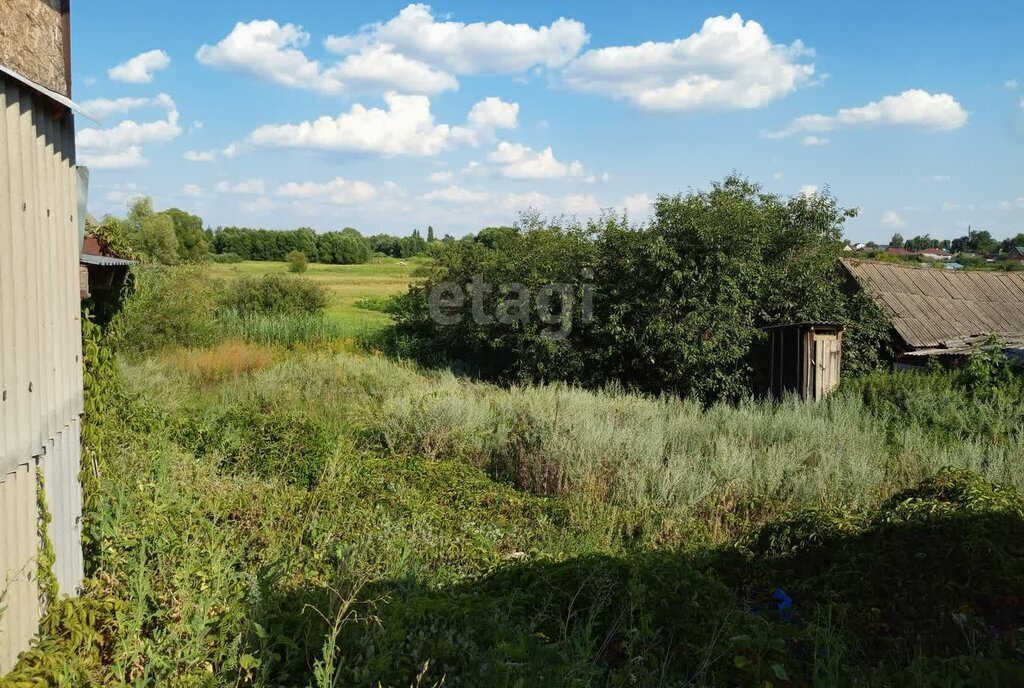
(285, 250), (308, 273)
(212, 252), (242, 264)
(217, 310), (348, 347)
(220, 274), (328, 317)
(110, 264), (221, 354)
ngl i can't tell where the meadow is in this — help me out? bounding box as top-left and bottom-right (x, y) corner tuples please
(6, 261), (1024, 687)
(206, 257), (426, 337)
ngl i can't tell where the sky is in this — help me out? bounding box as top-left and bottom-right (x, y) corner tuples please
(70, 1), (1024, 242)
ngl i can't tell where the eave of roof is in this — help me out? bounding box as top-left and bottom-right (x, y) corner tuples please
(80, 253), (136, 267)
(0, 63), (100, 124)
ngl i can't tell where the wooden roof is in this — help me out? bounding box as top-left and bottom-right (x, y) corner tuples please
(841, 259), (1024, 349)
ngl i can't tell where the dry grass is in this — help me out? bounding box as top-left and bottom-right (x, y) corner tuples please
(165, 341), (277, 384)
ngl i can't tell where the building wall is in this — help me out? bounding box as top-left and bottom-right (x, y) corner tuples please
(0, 73), (83, 673)
(0, 0), (68, 96)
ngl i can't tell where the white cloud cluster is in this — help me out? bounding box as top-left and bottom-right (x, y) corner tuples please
(563, 14), (814, 112)
(880, 210), (906, 228)
(108, 49), (171, 84)
(277, 177), (397, 205)
(764, 89), (968, 139)
(77, 94), (181, 169)
(248, 92), (518, 157)
(421, 185), (490, 204)
(489, 141), (584, 179)
(325, 4), (588, 74)
(79, 96), (153, 119)
(198, 7), (586, 96)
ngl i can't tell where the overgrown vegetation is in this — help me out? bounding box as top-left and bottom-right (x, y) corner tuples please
(392, 176), (894, 403)
(9, 177), (1024, 685)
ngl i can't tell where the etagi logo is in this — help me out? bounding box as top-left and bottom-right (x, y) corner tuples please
(428, 271), (594, 340)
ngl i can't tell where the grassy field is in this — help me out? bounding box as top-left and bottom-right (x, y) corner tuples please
(207, 257), (427, 336)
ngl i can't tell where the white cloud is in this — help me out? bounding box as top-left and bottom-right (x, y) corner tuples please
(183, 149), (217, 162)
(880, 210), (906, 228)
(181, 184), (207, 198)
(932, 174), (951, 182)
(325, 4), (588, 74)
(584, 172), (612, 184)
(77, 94), (181, 151)
(619, 193), (652, 217)
(467, 97), (519, 130)
(196, 21), (334, 92)
(102, 183), (142, 204)
(421, 185), (490, 203)
(489, 141), (584, 179)
(1020, 97), (1024, 110)
(426, 170), (454, 184)
(801, 135), (829, 146)
(248, 93), (516, 157)
(215, 179), (266, 195)
(327, 45), (457, 94)
(79, 96), (152, 118)
(799, 184), (818, 197)
(196, 18), (457, 95)
(108, 49), (171, 84)
(276, 176), (390, 204)
(563, 13), (814, 112)
(78, 146), (147, 169)
(764, 89), (968, 139)
(1005, 79), (1019, 89)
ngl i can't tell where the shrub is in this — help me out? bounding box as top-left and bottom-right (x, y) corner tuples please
(217, 311), (348, 347)
(220, 274), (328, 317)
(110, 264), (221, 354)
(285, 250), (308, 273)
(212, 252), (242, 264)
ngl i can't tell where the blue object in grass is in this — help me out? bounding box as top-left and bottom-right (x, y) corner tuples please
(772, 588), (793, 623)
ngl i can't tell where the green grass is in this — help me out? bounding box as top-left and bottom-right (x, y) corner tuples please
(207, 257), (426, 337)
(10, 334), (1024, 685)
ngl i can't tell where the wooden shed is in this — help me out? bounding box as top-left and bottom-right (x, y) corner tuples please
(765, 323), (844, 401)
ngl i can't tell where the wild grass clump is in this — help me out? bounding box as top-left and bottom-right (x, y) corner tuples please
(165, 340), (276, 383)
(216, 310), (349, 347)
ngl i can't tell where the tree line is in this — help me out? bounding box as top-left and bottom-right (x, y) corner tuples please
(89, 197), (441, 265)
(888, 229), (1024, 254)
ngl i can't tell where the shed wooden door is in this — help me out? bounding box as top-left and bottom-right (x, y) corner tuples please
(812, 333), (841, 400)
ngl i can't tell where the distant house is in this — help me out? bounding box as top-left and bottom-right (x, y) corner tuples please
(916, 247), (953, 261)
(841, 259), (1024, 363)
(1008, 246), (1024, 261)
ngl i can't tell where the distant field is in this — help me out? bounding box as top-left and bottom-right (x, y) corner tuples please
(207, 256), (427, 336)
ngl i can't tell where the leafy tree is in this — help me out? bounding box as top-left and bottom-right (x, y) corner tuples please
(889, 233), (905, 249)
(952, 229), (998, 255)
(285, 250), (308, 273)
(393, 176), (888, 403)
(1000, 233), (1024, 254)
(137, 213), (180, 264)
(318, 232), (370, 264)
(427, 225), (435, 242)
(164, 208), (209, 261)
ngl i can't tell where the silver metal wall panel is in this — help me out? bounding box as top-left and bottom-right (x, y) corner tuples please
(0, 74), (84, 674)
(0, 462), (40, 672)
(39, 420), (83, 597)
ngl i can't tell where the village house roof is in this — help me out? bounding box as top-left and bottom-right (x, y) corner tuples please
(841, 259), (1024, 353)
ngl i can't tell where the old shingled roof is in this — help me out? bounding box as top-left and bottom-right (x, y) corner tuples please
(841, 259), (1024, 350)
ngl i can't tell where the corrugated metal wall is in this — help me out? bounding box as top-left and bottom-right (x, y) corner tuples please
(0, 73), (84, 673)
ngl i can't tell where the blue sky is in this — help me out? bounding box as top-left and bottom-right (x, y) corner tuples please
(71, 1), (1024, 241)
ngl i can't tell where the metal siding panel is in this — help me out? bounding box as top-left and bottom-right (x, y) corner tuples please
(0, 83), (13, 469)
(0, 77), (84, 672)
(19, 86), (43, 456)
